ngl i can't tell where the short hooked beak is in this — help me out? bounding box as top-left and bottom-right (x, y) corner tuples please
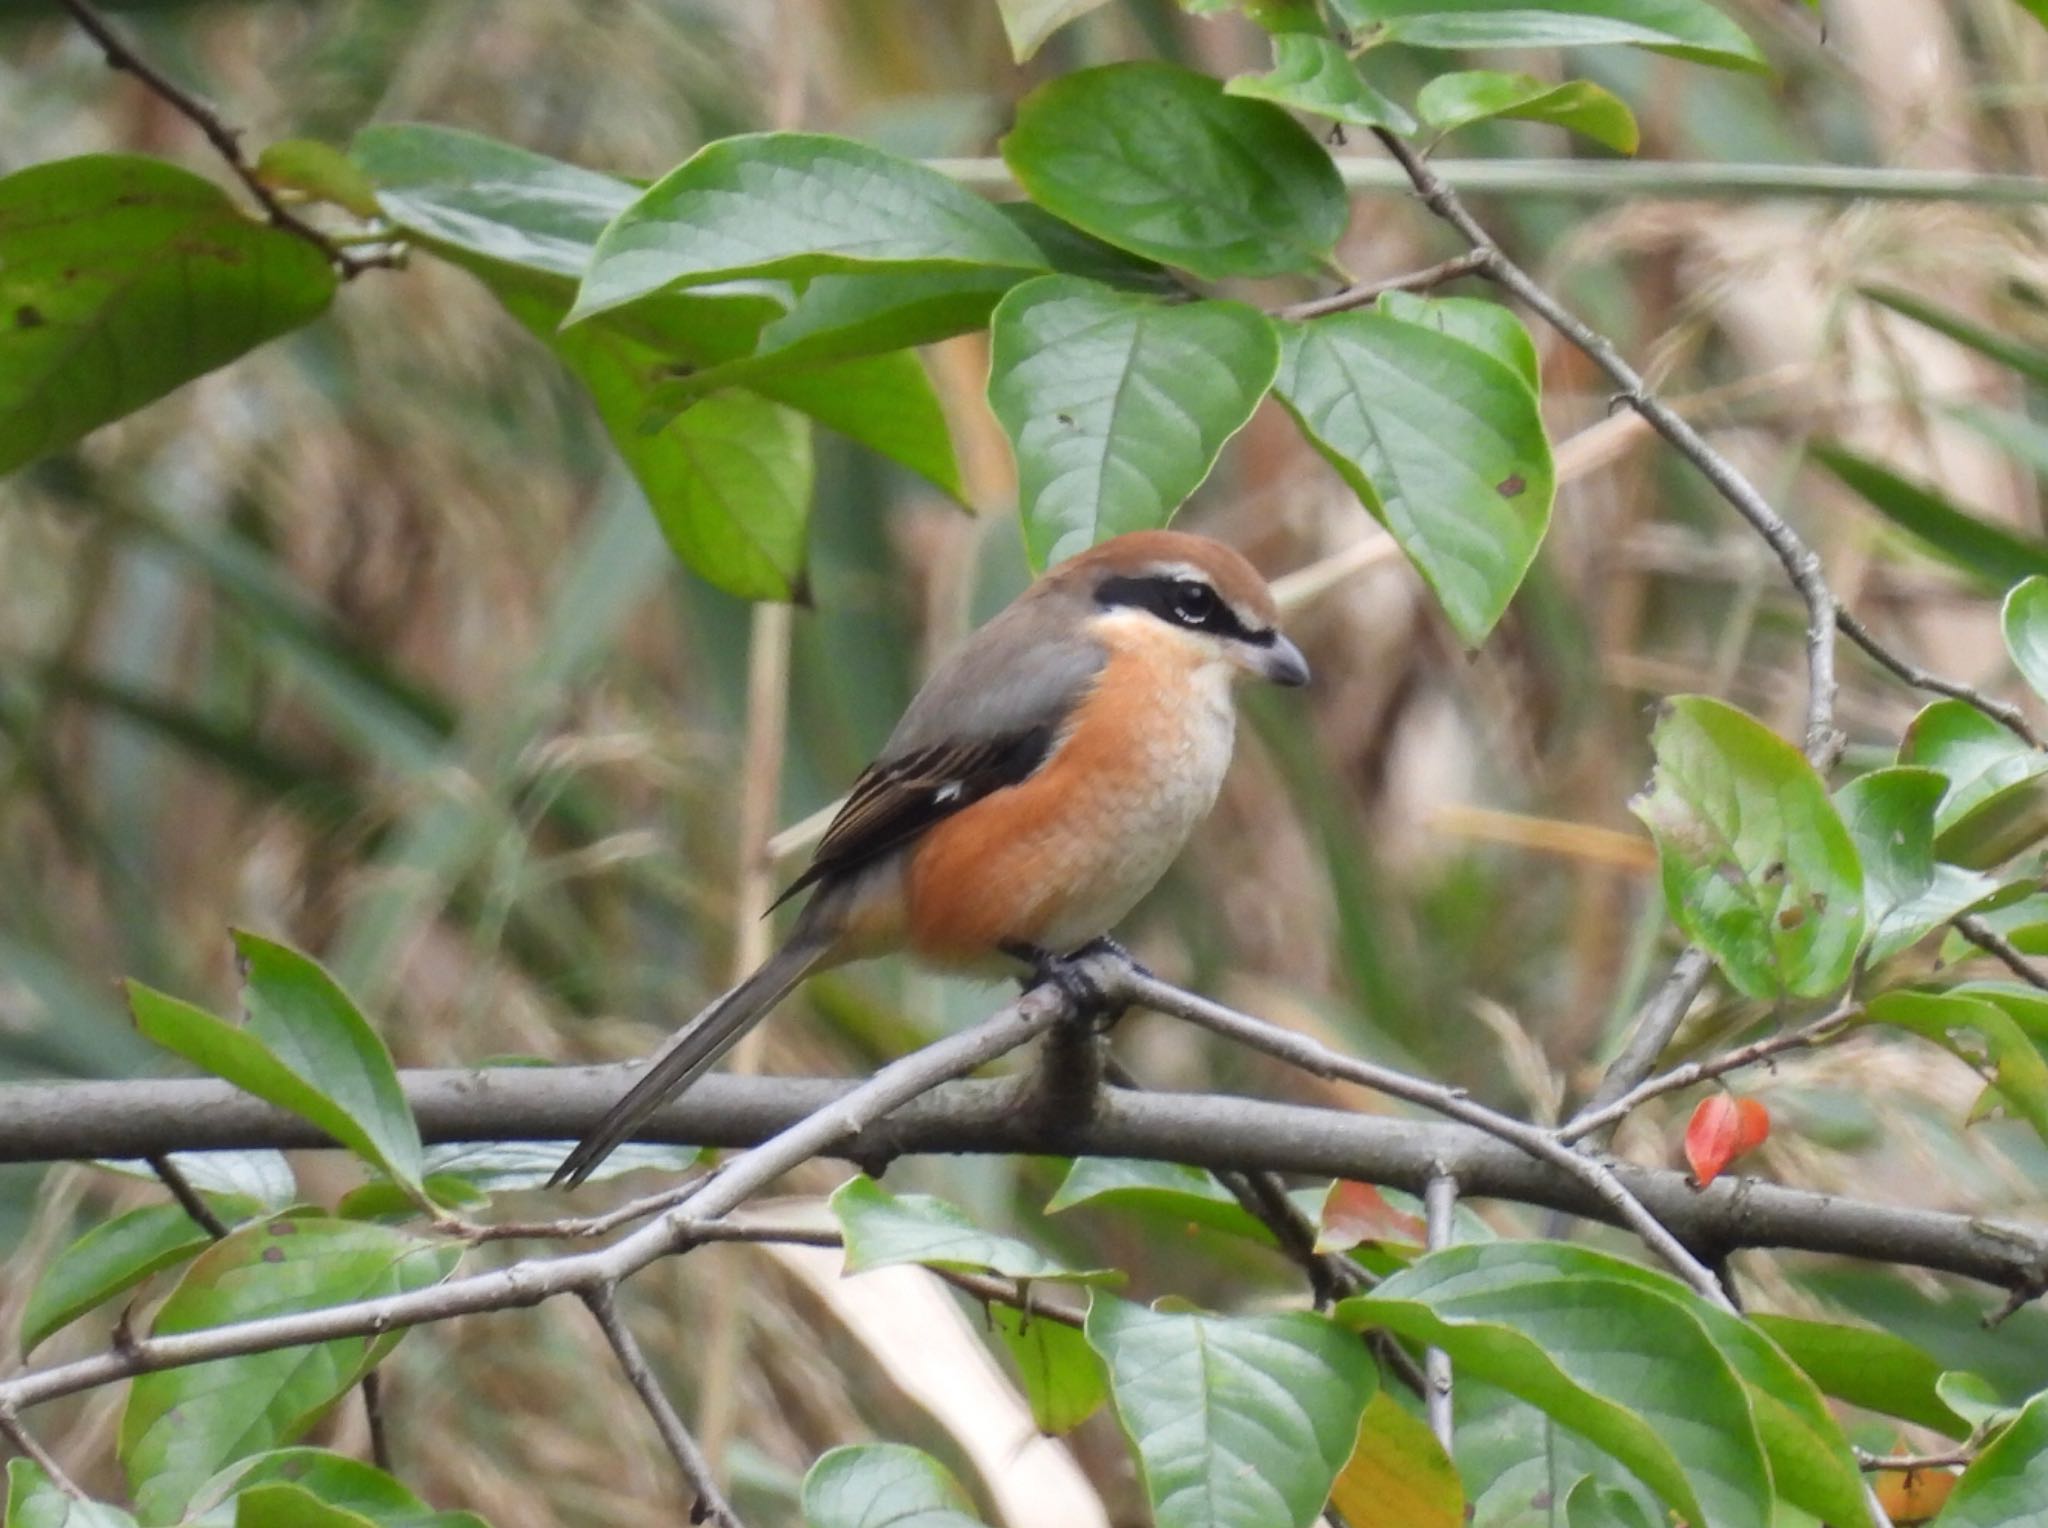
(1259, 633), (1311, 687)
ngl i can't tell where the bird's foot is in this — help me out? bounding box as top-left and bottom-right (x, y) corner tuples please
(1002, 939), (1132, 1028)
(1069, 935), (1153, 982)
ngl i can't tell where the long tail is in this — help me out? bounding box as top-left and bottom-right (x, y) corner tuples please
(549, 936), (829, 1189)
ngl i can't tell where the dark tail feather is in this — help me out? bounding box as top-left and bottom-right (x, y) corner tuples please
(549, 938), (827, 1190)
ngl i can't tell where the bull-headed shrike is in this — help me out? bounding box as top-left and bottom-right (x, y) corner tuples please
(552, 530), (1309, 1188)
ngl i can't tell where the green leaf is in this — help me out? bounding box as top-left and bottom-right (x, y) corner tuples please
(1936, 1390), (2048, 1525)
(1863, 287), (2048, 391)
(800, 1443), (990, 1528)
(1328, 1390), (1465, 1528)
(1339, 1245), (1777, 1528)
(1452, 1381), (1666, 1528)
(1936, 1371), (2014, 1434)
(1631, 695), (1864, 998)
(419, 1139), (702, 1193)
(94, 1152), (296, 1212)
(1044, 1157), (1274, 1242)
(1087, 1296), (1377, 1528)
(830, 1174), (1120, 1284)
(1001, 204), (1185, 296)
(1898, 701), (2048, 869)
(22, 1201), (256, 1355)
(185, 1447), (487, 1528)
(2015, 0), (2048, 30)
(1002, 62), (1348, 280)
(998, 0), (1114, 60)
(5, 1461), (138, 1528)
(1276, 311), (1552, 646)
(1376, 291), (1540, 392)
(126, 982), (423, 1200)
(1812, 444), (2048, 590)
(1224, 33), (1418, 131)
(1416, 69), (1639, 153)
(230, 1484), (371, 1528)
(990, 1306), (1109, 1433)
(254, 141), (381, 219)
(1835, 767), (2000, 961)
(0, 155), (336, 477)
(745, 350), (963, 502)
(570, 133), (1045, 324)
(120, 1218), (460, 1522)
(1332, 0), (1767, 71)
(1861, 989), (2048, 1145)
(2003, 576), (2048, 704)
(1749, 1314), (1969, 1437)
(233, 931), (423, 1190)
(987, 276), (1278, 567)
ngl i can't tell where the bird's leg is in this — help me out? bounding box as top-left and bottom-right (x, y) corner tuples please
(1000, 939), (1130, 1029)
(1068, 934), (1153, 981)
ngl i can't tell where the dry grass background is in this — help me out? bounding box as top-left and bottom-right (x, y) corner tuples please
(4, 1), (2048, 1521)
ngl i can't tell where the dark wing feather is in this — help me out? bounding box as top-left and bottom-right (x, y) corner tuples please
(769, 726), (1052, 910)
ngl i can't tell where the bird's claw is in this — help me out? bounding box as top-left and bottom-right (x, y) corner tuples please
(1003, 939), (1133, 1028)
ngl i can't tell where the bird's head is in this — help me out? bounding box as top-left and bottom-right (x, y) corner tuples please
(1050, 531), (1310, 688)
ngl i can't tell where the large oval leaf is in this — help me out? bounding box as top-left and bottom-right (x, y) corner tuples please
(1225, 33), (1417, 131)
(0, 156), (336, 476)
(6, 1460), (138, 1528)
(1861, 989), (2048, 1146)
(570, 133), (1045, 324)
(830, 1173), (1119, 1285)
(1899, 700), (2048, 868)
(1086, 1296), (1376, 1528)
(1341, 1245), (1775, 1528)
(1835, 766), (1999, 962)
(1935, 1390), (2048, 1526)
(1631, 696), (1864, 998)
(988, 276), (1278, 566)
(1275, 309), (1553, 646)
(21, 1201), (256, 1355)
(801, 1443), (990, 1528)
(126, 933), (424, 1196)
(1003, 62), (1348, 280)
(1331, 0), (1766, 71)
(2003, 575), (2048, 703)
(120, 1218), (460, 1522)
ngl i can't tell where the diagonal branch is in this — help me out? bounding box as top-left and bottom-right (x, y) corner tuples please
(582, 1282), (743, 1528)
(1113, 968), (1733, 1307)
(55, 0), (375, 277)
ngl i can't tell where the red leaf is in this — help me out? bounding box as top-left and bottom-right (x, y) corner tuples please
(1316, 1180), (1426, 1253)
(1684, 1094), (1770, 1186)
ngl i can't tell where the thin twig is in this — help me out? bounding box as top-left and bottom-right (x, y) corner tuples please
(361, 1369), (393, 1473)
(1559, 1004), (1857, 1145)
(583, 1282), (743, 1528)
(0, 1403), (86, 1499)
(1422, 1170), (1457, 1453)
(1115, 967), (1734, 1308)
(1955, 915), (2048, 990)
(146, 1154), (230, 1237)
(1275, 251), (1492, 320)
(459, 1177), (709, 1243)
(1573, 948), (1716, 1136)
(55, 0), (369, 277)
(1836, 607), (2043, 748)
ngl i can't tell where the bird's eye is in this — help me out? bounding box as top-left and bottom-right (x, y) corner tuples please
(1171, 580), (1218, 627)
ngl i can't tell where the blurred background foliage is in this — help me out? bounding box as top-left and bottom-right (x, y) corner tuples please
(5, 1), (2048, 1521)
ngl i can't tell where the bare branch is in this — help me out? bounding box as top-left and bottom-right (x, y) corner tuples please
(1573, 949), (1716, 1135)
(582, 1283), (743, 1528)
(0, 1403), (85, 1499)
(148, 1153), (230, 1237)
(1855, 1446), (1974, 1473)
(1114, 967), (1734, 1307)
(1275, 251), (1492, 320)
(1559, 1003), (1857, 1144)
(1837, 606), (2043, 748)
(1423, 1170), (1457, 1452)
(1955, 915), (2048, 990)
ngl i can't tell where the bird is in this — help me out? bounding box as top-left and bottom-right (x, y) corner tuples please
(549, 529), (1310, 1189)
